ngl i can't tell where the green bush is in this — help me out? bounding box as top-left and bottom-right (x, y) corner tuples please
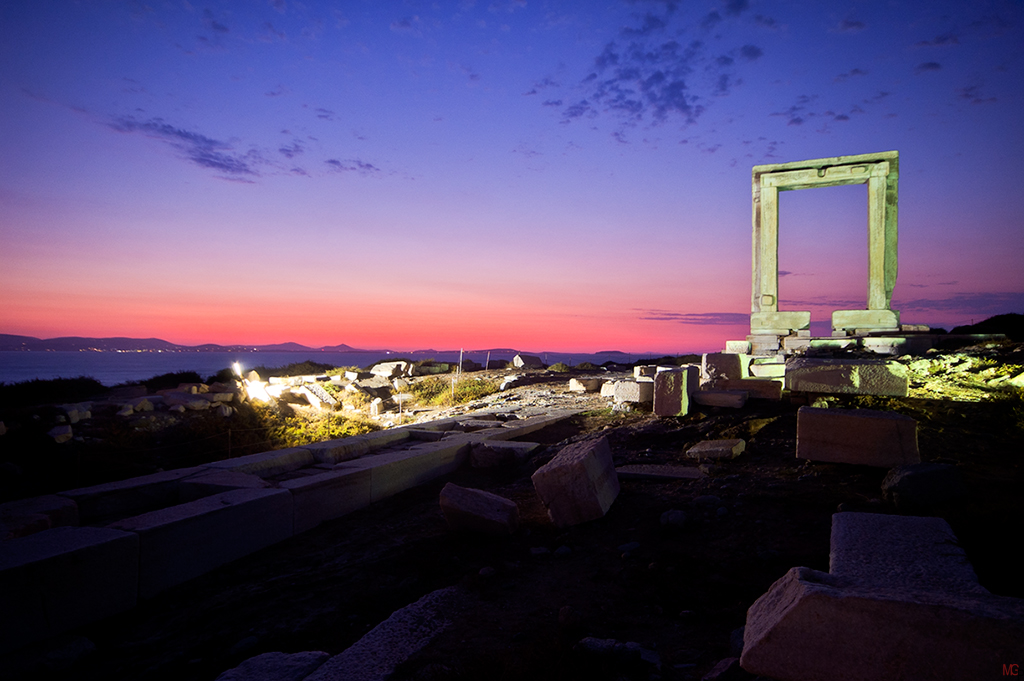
(0, 376), (107, 409)
(548, 362), (571, 372)
(409, 376), (500, 406)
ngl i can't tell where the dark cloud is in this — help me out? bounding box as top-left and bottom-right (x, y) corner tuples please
(896, 291), (1024, 314)
(716, 55), (734, 67)
(957, 84), (997, 104)
(325, 158), (380, 175)
(739, 44), (762, 61)
(722, 0), (749, 17)
(278, 141), (304, 158)
(265, 85), (288, 97)
(542, 99), (563, 107)
(754, 15), (777, 29)
(203, 9), (229, 33)
(700, 11), (722, 29)
(916, 31), (959, 47)
(316, 108), (335, 120)
(914, 61), (942, 74)
(390, 16), (418, 33)
(108, 116), (257, 176)
(270, 0), (287, 13)
(260, 22), (286, 42)
(771, 94), (816, 126)
(836, 18), (865, 33)
(524, 76), (559, 95)
(833, 68), (867, 83)
(638, 310), (749, 325)
(622, 13), (668, 37)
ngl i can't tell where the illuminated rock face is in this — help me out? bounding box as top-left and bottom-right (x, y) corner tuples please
(653, 366), (696, 416)
(686, 439), (745, 461)
(785, 358), (909, 397)
(531, 436), (619, 528)
(741, 513), (1024, 681)
(796, 406), (918, 467)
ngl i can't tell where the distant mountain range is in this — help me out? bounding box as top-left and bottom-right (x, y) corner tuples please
(0, 334), (377, 353)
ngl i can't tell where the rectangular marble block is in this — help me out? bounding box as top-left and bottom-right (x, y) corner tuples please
(204, 447), (314, 478)
(336, 440), (470, 502)
(109, 488), (293, 599)
(531, 436), (619, 528)
(796, 407), (919, 467)
(301, 429), (412, 465)
(653, 368), (690, 417)
(280, 468), (372, 534)
(59, 467), (205, 524)
(785, 358), (909, 397)
(0, 526), (139, 654)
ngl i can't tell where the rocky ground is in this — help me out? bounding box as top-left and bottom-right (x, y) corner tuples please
(4, 343), (1024, 681)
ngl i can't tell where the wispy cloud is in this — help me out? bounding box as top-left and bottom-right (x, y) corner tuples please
(896, 291), (1024, 314)
(957, 83), (997, 104)
(833, 68), (867, 83)
(638, 310), (749, 325)
(916, 31), (959, 47)
(108, 116), (258, 176)
(325, 158), (380, 175)
(835, 17), (865, 33)
(914, 61), (942, 75)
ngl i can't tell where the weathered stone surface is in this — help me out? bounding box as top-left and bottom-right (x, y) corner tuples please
(616, 465), (704, 480)
(720, 378), (782, 400)
(693, 390), (748, 408)
(569, 377), (604, 393)
(512, 354), (544, 369)
(307, 586), (468, 681)
(303, 429), (412, 465)
(205, 447), (315, 478)
(0, 527), (138, 655)
(741, 513), (1024, 681)
(108, 488), (293, 599)
(785, 358), (909, 397)
(178, 469), (270, 503)
(880, 462), (968, 509)
(531, 436), (619, 528)
(796, 407), (918, 467)
(0, 494), (79, 537)
(280, 468), (372, 534)
(725, 340), (751, 354)
(163, 391), (212, 410)
(613, 380), (654, 404)
(370, 361), (410, 378)
(439, 483), (519, 535)
(48, 424), (73, 443)
(633, 365), (657, 378)
(702, 353), (749, 386)
(686, 439), (745, 461)
(336, 440), (470, 503)
(215, 651), (331, 681)
(653, 368), (694, 417)
(469, 440), (539, 468)
(59, 467), (206, 523)
(748, 361), (786, 378)
(600, 380), (618, 397)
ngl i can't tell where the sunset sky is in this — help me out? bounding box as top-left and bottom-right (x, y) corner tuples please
(1, 0), (1022, 353)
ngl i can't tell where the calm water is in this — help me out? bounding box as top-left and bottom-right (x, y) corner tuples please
(0, 350), (658, 386)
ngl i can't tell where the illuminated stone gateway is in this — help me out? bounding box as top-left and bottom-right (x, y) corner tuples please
(748, 151), (900, 351)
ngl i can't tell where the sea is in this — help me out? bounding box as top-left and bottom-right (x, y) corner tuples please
(0, 349), (670, 386)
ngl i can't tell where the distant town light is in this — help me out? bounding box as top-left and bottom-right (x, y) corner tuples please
(232, 362), (242, 377)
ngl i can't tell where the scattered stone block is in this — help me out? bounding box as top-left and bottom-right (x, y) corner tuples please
(796, 407), (919, 467)
(469, 441), (539, 468)
(725, 340), (751, 354)
(512, 353), (545, 369)
(720, 378), (782, 400)
(600, 380), (618, 397)
(215, 651), (331, 681)
(48, 424), (73, 443)
(686, 439), (745, 461)
(126, 396), (154, 411)
(613, 380), (653, 404)
(108, 488), (293, 599)
(785, 358), (909, 397)
(693, 390), (748, 408)
(280, 468), (372, 534)
(653, 367), (697, 417)
(634, 365), (657, 379)
(306, 587), (468, 681)
(749, 361), (786, 378)
(569, 378), (604, 393)
(439, 483), (519, 535)
(702, 353), (749, 386)
(531, 436), (619, 527)
(881, 462), (967, 508)
(163, 391), (211, 410)
(0, 527), (138, 655)
(741, 513), (1024, 681)
(370, 361), (410, 379)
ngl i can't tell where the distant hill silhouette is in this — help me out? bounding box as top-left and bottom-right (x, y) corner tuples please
(950, 313), (1024, 342)
(0, 334), (377, 353)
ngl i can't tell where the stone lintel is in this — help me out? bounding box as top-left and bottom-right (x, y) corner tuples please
(832, 309), (900, 332)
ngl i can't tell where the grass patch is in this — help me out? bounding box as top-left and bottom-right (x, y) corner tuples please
(408, 376), (501, 407)
(548, 362), (571, 372)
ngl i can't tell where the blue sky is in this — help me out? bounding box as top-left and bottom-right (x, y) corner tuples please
(1, 0), (1022, 351)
